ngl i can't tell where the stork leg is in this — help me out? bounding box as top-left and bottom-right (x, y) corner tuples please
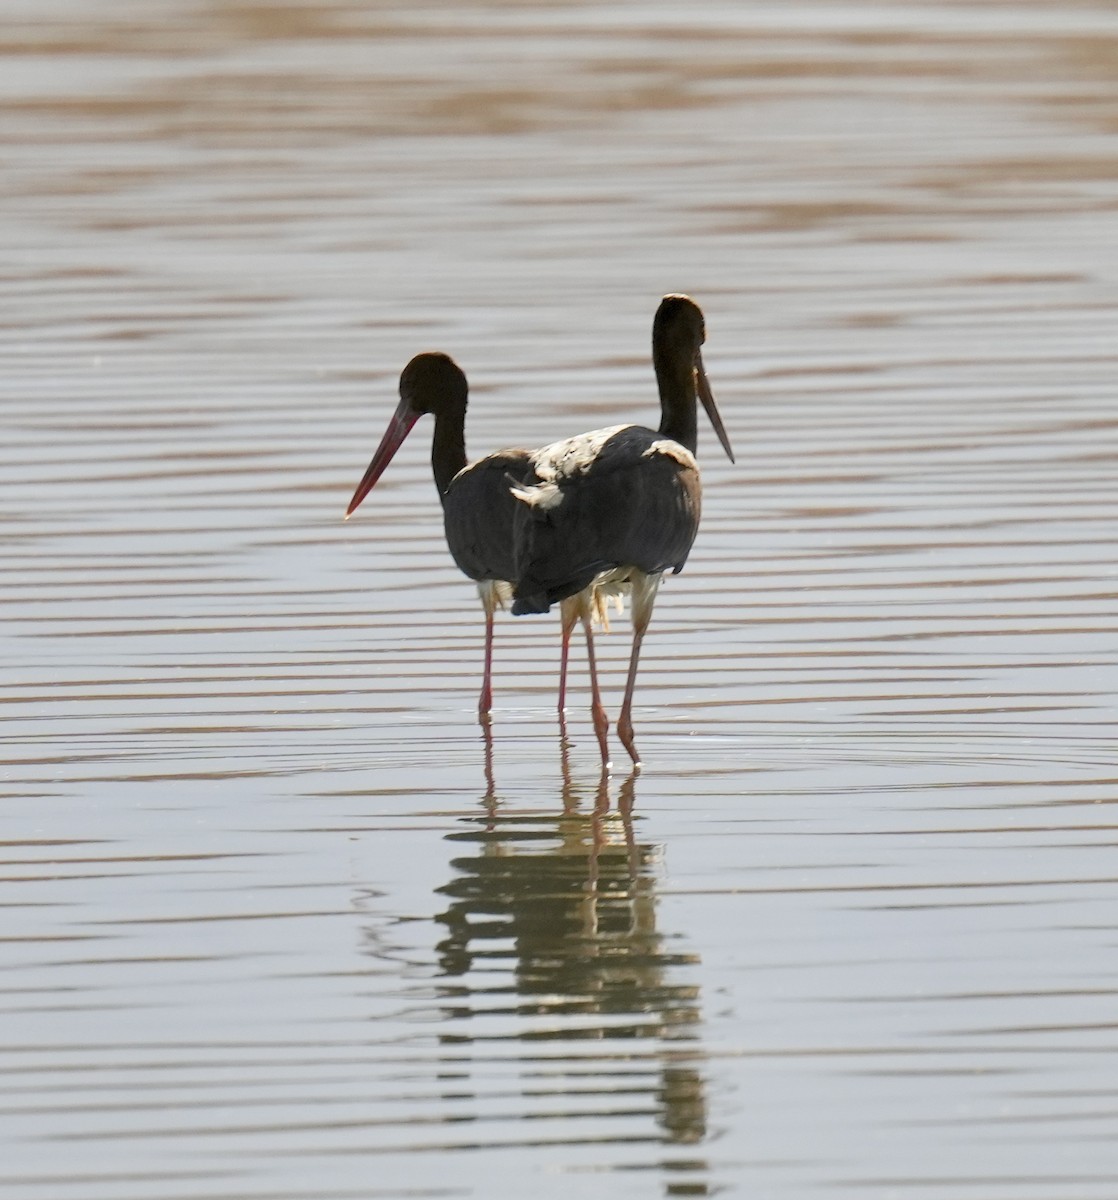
(615, 628), (646, 765)
(557, 597), (579, 713)
(580, 604), (612, 768)
(478, 606), (495, 719)
(616, 572), (661, 767)
(476, 582), (503, 720)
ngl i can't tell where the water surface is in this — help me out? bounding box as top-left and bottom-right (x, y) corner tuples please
(3, 1), (1118, 1197)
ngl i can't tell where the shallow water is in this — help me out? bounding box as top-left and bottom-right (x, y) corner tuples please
(3, 1), (1118, 1197)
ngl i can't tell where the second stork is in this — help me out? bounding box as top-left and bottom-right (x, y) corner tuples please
(511, 293), (734, 767)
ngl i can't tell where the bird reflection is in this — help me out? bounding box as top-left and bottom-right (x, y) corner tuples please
(433, 744), (709, 1154)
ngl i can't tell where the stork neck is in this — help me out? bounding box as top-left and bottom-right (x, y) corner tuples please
(654, 351), (698, 453)
(431, 405), (468, 499)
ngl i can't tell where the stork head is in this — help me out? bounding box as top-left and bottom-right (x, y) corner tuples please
(345, 352), (468, 518)
(653, 294), (734, 464)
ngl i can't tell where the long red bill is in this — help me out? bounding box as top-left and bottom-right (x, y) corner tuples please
(696, 352), (735, 463)
(344, 395), (421, 518)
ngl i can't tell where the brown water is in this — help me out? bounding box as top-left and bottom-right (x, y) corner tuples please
(4, 1), (1118, 1197)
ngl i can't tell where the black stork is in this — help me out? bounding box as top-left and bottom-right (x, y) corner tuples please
(509, 293), (734, 767)
(344, 352), (535, 718)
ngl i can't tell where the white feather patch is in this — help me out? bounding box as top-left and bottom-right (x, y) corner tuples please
(530, 424), (632, 482)
(477, 579), (513, 614)
(562, 566), (666, 632)
(510, 480), (564, 509)
(641, 439), (698, 470)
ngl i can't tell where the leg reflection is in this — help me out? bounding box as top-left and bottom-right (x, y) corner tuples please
(432, 764), (708, 1152)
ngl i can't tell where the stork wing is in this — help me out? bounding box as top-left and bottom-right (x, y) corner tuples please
(443, 449), (537, 583)
(511, 427), (701, 612)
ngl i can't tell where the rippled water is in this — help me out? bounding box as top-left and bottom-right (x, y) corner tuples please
(4, 1), (1118, 1197)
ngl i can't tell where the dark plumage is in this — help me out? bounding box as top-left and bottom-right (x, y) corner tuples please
(442, 448), (535, 587)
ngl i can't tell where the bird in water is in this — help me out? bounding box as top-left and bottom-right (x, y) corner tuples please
(344, 351), (535, 718)
(344, 294), (732, 768)
(509, 293), (734, 767)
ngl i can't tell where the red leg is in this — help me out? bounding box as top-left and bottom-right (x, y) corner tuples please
(615, 625), (646, 766)
(558, 598), (578, 713)
(478, 607), (494, 720)
(617, 573), (659, 767)
(581, 610), (611, 768)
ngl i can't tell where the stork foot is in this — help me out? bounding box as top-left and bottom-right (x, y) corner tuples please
(617, 713), (641, 768)
(591, 701), (612, 770)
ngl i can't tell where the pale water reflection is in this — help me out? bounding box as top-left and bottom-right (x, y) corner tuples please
(3, 0), (1118, 1197)
(431, 766), (708, 1151)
